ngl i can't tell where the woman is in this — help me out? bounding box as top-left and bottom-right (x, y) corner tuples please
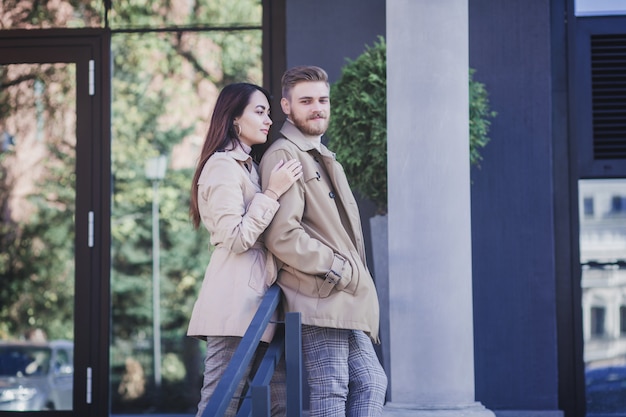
(187, 83), (302, 417)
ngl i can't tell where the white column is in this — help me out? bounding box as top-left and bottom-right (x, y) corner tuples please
(384, 1), (494, 416)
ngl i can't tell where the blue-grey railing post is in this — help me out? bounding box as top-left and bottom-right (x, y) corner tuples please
(251, 385), (270, 417)
(285, 312), (302, 417)
(202, 285), (281, 417)
(201, 285), (304, 417)
(236, 327), (284, 417)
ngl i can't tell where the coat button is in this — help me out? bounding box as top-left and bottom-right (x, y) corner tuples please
(316, 171), (321, 181)
(329, 191), (335, 199)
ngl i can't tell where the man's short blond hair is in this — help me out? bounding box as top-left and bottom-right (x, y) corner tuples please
(281, 65), (329, 99)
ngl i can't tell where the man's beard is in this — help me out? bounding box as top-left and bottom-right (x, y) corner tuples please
(291, 112), (329, 136)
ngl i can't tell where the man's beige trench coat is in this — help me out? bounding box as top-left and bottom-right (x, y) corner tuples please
(259, 121), (380, 342)
(187, 145), (280, 343)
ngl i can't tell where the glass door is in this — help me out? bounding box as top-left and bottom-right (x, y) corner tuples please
(0, 32), (110, 417)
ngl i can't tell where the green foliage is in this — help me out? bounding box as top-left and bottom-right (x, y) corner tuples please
(109, 32), (210, 378)
(470, 68), (497, 166)
(108, 0), (263, 84)
(327, 36), (387, 214)
(328, 36), (496, 214)
(0, 0), (103, 28)
(0, 144), (75, 340)
(109, 0), (261, 28)
(0, 64), (77, 341)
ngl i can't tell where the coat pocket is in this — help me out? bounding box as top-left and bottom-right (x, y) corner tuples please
(264, 251), (278, 287)
(281, 266), (319, 298)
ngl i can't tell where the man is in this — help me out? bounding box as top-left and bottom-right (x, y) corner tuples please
(259, 65), (387, 417)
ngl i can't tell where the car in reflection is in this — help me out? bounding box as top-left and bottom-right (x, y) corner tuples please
(586, 365), (626, 413)
(0, 340), (73, 411)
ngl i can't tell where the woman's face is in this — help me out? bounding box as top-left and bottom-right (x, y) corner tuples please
(234, 90), (272, 147)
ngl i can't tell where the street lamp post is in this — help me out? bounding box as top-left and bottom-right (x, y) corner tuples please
(145, 155), (167, 389)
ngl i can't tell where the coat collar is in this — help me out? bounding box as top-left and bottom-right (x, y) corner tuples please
(224, 143), (253, 163)
(280, 120), (335, 159)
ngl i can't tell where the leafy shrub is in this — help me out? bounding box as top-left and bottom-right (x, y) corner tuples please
(327, 36), (495, 214)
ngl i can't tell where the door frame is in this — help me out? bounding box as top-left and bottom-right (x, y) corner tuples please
(0, 28), (111, 417)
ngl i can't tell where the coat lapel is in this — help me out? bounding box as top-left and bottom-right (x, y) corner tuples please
(279, 121), (367, 261)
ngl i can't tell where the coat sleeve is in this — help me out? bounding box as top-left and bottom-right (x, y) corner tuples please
(260, 148), (352, 284)
(199, 155), (279, 254)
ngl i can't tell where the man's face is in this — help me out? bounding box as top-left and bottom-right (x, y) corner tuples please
(281, 81), (330, 136)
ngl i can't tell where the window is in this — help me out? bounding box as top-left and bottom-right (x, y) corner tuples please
(611, 195), (626, 213)
(584, 196), (594, 217)
(591, 306), (606, 337)
(575, 0), (626, 16)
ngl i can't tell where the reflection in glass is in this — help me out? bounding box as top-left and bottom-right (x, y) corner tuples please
(0, 0), (262, 30)
(0, 63), (76, 411)
(109, 28), (261, 413)
(579, 179), (626, 414)
(0, 0), (103, 29)
(0, 340), (74, 411)
(107, 0), (261, 30)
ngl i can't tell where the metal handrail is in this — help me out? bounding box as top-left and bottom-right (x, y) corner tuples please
(201, 284), (302, 417)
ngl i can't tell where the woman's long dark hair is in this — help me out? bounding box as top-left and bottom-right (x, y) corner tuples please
(190, 83), (271, 229)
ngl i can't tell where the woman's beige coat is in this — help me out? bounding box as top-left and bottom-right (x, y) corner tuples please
(187, 145), (279, 343)
(259, 121), (380, 342)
